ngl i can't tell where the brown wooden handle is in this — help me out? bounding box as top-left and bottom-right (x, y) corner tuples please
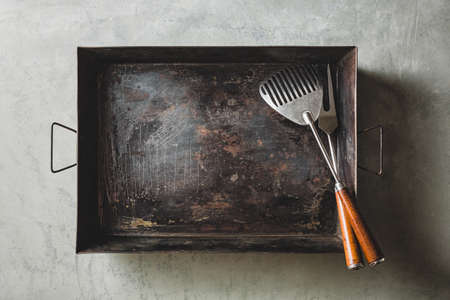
(336, 186), (385, 266)
(336, 192), (364, 270)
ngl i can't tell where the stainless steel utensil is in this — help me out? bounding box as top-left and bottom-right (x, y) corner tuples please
(259, 64), (384, 267)
(319, 64), (364, 270)
(319, 65), (338, 169)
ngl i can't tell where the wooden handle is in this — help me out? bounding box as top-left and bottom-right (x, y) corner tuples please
(336, 192), (364, 270)
(336, 187), (385, 266)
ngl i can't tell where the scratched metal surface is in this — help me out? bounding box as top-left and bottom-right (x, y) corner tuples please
(98, 63), (336, 237)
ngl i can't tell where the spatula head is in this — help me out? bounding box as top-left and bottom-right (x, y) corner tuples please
(259, 65), (323, 126)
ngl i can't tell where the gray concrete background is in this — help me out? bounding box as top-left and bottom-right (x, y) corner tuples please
(1, 0), (449, 299)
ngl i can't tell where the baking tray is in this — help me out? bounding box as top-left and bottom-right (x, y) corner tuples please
(72, 47), (357, 253)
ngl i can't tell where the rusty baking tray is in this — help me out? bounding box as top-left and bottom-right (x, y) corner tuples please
(66, 47), (358, 253)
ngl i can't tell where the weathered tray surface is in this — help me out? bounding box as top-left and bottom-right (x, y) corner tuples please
(99, 63), (336, 236)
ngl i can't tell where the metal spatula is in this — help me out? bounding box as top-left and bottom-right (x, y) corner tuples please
(259, 64), (384, 267)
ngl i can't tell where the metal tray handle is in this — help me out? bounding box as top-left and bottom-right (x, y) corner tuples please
(358, 125), (383, 176)
(51, 122), (77, 173)
(50, 122), (382, 175)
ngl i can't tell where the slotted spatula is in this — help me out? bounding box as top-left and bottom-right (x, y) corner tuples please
(259, 65), (384, 267)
